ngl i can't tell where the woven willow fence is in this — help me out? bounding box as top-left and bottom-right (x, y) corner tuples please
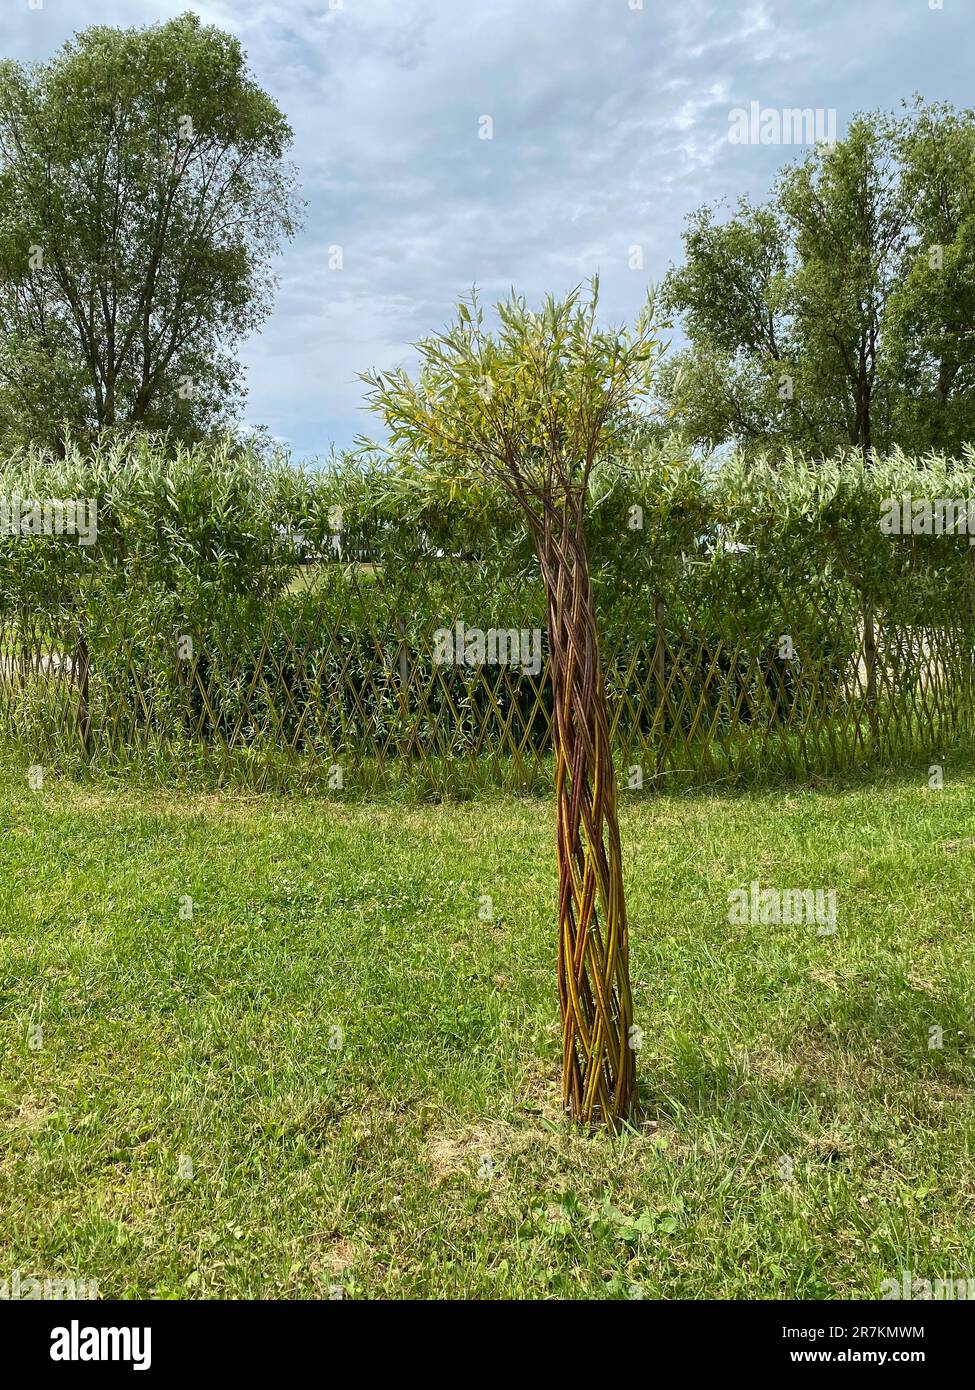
(2, 441), (974, 793)
(3, 542), (972, 794)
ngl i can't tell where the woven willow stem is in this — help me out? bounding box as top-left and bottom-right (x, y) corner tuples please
(534, 498), (636, 1129)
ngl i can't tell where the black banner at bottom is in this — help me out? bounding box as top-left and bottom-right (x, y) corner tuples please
(1, 1297), (968, 1374)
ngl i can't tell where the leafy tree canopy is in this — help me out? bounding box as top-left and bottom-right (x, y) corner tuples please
(359, 280), (666, 523)
(660, 98), (975, 459)
(0, 11), (302, 453)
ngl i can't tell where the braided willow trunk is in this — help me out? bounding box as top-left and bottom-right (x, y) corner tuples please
(532, 496), (637, 1128)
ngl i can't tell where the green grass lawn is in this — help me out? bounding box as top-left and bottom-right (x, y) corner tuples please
(1, 757), (974, 1300)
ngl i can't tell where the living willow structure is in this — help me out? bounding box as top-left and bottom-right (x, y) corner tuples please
(362, 282), (663, 1128)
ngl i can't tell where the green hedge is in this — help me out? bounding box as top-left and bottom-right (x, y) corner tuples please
(1, 435), (973, 787)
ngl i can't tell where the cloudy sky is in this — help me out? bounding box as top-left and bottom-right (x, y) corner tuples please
(4, 0), (973, 458)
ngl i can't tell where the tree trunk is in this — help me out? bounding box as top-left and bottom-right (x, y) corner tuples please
(533, 497), (636, 1128)
(394, 613), (418, 758)
(653, 597), (666, 779)
(862, 598), (878, 742)
(75, 620), (91, 757)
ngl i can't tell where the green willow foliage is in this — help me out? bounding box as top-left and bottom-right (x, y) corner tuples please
(0, 435), (973, 783)
(2, 434), (974, 629)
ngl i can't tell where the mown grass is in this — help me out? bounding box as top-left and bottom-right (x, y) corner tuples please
(1, 755), (974, 1299)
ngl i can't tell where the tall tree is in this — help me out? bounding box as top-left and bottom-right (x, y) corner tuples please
(363, 283), (663, 1128)
(0, 12), (301, 451)
(885, 100), (975, 452)
(661, 100), (975, 458)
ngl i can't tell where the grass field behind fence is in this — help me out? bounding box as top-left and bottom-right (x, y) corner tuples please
(2, 756), (974, 1298)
